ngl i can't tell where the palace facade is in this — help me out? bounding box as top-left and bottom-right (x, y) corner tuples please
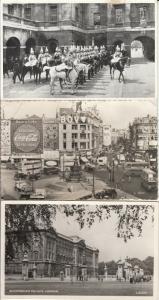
(6, 228), (99, 279)
(3, 3), (155, 60)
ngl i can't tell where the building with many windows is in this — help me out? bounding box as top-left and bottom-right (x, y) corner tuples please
(58, 105), (103, 156)
(3, 3), (155, 60)
(129, 115), (157, 152)
(6, 228), (99, 279)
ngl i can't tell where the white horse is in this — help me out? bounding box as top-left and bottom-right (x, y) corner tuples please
(45, 65), (78, 95)
(75, 63), (91, 82)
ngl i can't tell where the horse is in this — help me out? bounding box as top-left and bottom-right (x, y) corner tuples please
(20, 60), (43, 84)
(109, 55), (128, 83)
(74, 63), (89, 85)
(48, 65), (79, 95)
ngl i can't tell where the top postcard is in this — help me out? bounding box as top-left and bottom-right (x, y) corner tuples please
(2, 0), (156, 99)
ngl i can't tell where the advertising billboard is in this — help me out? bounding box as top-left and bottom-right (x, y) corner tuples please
(11, 119), (43, 154)
(43, 120), (59, 150)
(1, 120), (11, 156)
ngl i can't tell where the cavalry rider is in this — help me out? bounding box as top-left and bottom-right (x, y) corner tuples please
(43, 47), (52, 65)
(28, 48), (37, 68)
(38, 47), (45, 63)
(111, 45), (122, 64)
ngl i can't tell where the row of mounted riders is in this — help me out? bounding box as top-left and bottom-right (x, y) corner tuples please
(3, 50), (130, 86)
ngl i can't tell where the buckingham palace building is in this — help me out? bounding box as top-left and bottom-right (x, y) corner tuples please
(3, 3), (155, 61)
(6, 228), (99, 279)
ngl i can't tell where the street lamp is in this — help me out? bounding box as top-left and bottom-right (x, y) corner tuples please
(111, 159), (115, 184)
(92, 166), (95, 197)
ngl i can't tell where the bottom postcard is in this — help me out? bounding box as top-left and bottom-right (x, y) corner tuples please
(1, 202), (158, 299)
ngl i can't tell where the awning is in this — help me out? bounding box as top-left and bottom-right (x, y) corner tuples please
(81, 157), (88, 163)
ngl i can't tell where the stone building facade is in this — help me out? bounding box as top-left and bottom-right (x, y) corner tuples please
(6, 228), (99, 279)
(129, 115), (157, 152)
(58, 106), (103, 156)
(3, 3), (155, 60)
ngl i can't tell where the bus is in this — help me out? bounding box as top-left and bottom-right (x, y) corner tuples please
(141, 168), (157, 192)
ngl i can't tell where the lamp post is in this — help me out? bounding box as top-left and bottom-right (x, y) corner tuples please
(92, 166), (95, 197)
(63, 154), (65, 181)
(22, 251), (29, 280)
(112, 159), (115, 184)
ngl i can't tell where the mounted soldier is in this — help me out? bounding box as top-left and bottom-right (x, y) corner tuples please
(43, 47), (52, 64)
(38, 47), (45, 63)
(28, 48), (37, 67)
(111, 45), (122, 64)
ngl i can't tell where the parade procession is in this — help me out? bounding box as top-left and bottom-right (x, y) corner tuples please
(3, 2), (155, 98)
(4, 43), (130, 95)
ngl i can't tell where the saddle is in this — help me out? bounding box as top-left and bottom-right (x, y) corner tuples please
(25, 60), (37, 67)
(55, 63), (72, 72)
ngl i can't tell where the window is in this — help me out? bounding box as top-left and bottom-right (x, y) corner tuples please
(24, 5), (31, 19)
(94, 13), (101, 26)
(139, 7), (147, 20)
(8, 4), (14, 15)
(80, 125), (86, 130)
(63, 124), (66, 130)
(72, 124), (77, 130)
(63, 142), (66, 149)
(63, 133), (66, 139)
(75, 7), (79, 22)
(50, 5), (57, 23)
(80, 142), (86, 150)
(72, 142), (78, 149)
(80, 133), (86, 139)
(115, 8), (123, 24)
(72, 133), (78, 139)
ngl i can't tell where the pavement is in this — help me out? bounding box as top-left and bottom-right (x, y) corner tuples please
(3, 60), (155, 98)
(1, 168), (140, 200)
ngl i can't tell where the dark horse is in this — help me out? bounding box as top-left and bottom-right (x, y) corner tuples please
(21, 60), (43, 84)
(109, 53), (129, 83)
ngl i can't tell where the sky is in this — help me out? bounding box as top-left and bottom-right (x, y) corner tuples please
(2, 100), (156, 129)
(51, 205), (154, 262)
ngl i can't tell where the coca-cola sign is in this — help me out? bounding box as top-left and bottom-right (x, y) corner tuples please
(11, 119), (43, 154)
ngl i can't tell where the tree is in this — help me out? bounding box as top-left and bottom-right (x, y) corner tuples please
(5, 204), (154, 258)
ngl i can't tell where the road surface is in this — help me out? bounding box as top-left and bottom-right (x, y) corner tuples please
(95, 166), (157, 200)
(3, 60), (155, 99)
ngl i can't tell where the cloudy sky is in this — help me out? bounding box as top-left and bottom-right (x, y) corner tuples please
(51, 204), (154, 262)
(2, 100), (156, 129)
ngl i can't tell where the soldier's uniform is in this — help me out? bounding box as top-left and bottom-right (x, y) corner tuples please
(28, 48), (37, 67)
(38, 47), (45, 63)
(111, 45), (122, 63)
(44, 47), (52, 64)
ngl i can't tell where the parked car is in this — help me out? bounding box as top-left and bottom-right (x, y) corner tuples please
(94, 188), (117, 199)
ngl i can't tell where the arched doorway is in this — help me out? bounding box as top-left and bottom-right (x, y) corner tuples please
(47, 39), (58, 54)
(131, 40), (144, 58)
(6, 37), (20, 60)
(75, 40), (85, 47)
(25, 38), (36, 55)
(131, 36), (155, 61)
